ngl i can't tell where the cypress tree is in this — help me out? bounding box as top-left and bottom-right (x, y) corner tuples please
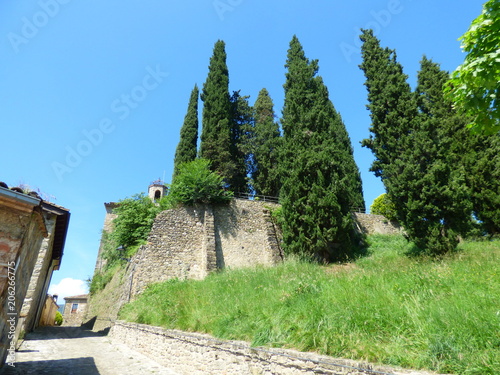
(200, 40), (233, 185)
(412, 56), (472, 252)
(465, 132), (500, 235)
(229, 90), (252, 193)
(328, 104), (365, 213)
(280, 35), (364, 261)
(173, 84), (199, 180)
(360, 29), (472, 254)
(359, 29), (417, 180)
(252, 88), (281, 197)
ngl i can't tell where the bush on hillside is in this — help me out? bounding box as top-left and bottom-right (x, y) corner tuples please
(169, 158), (233, 205)
(370, 193), (397, 222)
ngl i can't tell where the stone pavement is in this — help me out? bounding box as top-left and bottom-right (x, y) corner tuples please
(0, 326), (181, 375)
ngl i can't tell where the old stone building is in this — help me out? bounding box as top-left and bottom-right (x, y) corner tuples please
(0, 183), (70, 367)
(62, 294), (88, 326)
(17, 202), (70, 335)
(38, 294), (59, 327)
(147, 180), (167, 202)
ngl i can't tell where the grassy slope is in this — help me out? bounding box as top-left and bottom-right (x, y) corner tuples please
(119, 235), (500, 374)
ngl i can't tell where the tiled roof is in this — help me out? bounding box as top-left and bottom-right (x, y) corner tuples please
(1, 181), (70, 266)
(64, 294), (88, 300)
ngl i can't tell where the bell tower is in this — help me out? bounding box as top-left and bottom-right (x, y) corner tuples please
(148, 179), (167, 202)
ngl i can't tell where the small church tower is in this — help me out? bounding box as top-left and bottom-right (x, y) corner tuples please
(148, 179), (167, 202)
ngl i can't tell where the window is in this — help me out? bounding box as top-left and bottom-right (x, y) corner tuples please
(71, 303), (78, 313)
(154, 190), (161, 200)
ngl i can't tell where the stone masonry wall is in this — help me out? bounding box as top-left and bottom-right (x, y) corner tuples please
(110, 321), (438, 375)
(213, 200), (283, 269)
(0, 207), (46, 366)
(353, 213), (401, 235)
(18, 212), (57, 333)
(93, 203), (118, 273)
(130, 204), (207, 296)
(63, 300), (88, 327)
(130, 200), (283, 297)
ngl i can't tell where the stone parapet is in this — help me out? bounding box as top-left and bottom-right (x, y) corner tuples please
(110, 320), (441, 375)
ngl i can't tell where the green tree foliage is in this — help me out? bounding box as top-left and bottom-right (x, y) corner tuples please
(370, 193), (397, 221)
(466, 133), (500, 235)
(446, 0), (500, 134)
(173, 84), (199, 180)
(229, 90), (252, 193)
(169, 158), (233, 205)
(280, 35), (364, 261)
(54, 311), (63, 325)
(359, 29), (417, 180)
(360, 30), (472, 254)
(414, 57), (473, 249)
(200, 40), (236, 187)
(251, 88), (281, 197)
(109, 193), (163, 248)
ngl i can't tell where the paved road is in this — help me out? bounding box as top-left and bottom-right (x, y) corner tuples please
(0, 326), (180, 375)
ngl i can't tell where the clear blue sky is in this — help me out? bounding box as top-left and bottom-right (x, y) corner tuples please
(0, 0), (485, 298)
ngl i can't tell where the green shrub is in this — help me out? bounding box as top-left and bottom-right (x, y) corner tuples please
(110, 193), (164, 248)
(370, 193), (397, 221)
(169, 158), (233, 205)
(266, 204), (284, 232)
(54, 311), (63, 326)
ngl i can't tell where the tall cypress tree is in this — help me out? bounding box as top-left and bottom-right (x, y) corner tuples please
(328, 104), (365, 212)
(412, 56), (472, 252)
(200, 40), (233, 185)
(360, 29), (472, 254)
(229, 90), (252, 193)
(418, 57), (500, 242)
(466, 133), (500, 236)
(280, 36), (364, 261)
(252, 88), (281, 197)
(359, 29), (417, 180)
(173, 84), (199, 180)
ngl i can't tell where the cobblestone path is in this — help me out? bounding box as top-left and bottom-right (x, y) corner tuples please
(0, 326), (180, 375)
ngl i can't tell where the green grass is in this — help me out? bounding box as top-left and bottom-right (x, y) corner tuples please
(118, 235), (500, 374)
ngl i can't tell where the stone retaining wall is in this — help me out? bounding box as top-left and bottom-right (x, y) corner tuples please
(353, 213), (401, 235)
(213, 200), (283, 269)
(110, 320), (439, 375)
(130, 200), (283, 296)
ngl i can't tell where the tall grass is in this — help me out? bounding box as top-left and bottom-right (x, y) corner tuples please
(119, 235), (500, 374)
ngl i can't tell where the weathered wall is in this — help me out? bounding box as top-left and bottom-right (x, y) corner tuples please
(353, 213), (401, 235)
(110, 321), (436, 375)
(93, 203), (118, 273)
(63, 297), (88, 327)
(18, 212), (57, 334)
(38, 295), (59, 327)
(130, 200), (283, 296)
(85, 266), (129, 332)
(131, 204), (207, 296)
(213, 200), (283, 269)
(0, 198), (46, 366)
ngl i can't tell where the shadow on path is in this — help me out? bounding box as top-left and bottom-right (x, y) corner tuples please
(0, 357), (100, 375)
(19, 326), (109, 341)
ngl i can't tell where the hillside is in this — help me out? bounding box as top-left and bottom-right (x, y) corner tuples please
(118, 234), (500, 375)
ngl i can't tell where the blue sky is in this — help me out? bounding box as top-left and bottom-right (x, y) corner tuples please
(0, 0), (485, 299)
